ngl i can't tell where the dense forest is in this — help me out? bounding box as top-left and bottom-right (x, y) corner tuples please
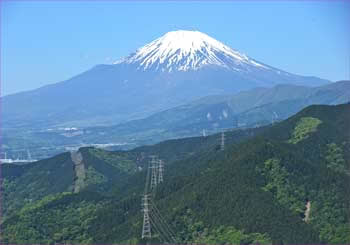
(1, 104), (349, 244)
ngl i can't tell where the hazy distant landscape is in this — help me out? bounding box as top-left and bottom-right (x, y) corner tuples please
(2, 80), (350, 160)
(1, 1), (349, 244)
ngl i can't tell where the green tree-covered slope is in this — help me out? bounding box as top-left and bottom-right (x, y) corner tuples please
(2, 104), (349, 244)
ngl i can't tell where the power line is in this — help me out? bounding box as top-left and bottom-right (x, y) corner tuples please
(150, 199), (177, 242)
(141, 155), (177, 243)
(148, 211), (172, 242)
(141, 156), (155, 239)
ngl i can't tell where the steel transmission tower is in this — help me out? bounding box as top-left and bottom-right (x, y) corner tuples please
(150, 156), (158, 191)
(221, 131), (225, 151)
(141, 155), (176, 242)
(141, 156), (154, 239)
(158, 159), (164, 184)
(141, 194), (152, 239)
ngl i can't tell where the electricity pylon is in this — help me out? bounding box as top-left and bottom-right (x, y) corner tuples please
(221, 131), (225, 151)
(141, 194), (152, 239)
(141, 156), (154, 239)
(150, 156), (158, 191)
(141, 155), (176, 242)
(158, 159), (164, 184)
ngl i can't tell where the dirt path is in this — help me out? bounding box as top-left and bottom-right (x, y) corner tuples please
(71, 151), (86, 193)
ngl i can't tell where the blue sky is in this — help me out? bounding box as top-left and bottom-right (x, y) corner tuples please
(1, 1), (349, 95)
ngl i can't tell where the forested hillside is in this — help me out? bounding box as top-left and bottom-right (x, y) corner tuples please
(2, 104), (349, 244)
(2, 126), (265, 217)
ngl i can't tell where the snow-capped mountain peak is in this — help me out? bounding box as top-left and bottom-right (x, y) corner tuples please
(115, 30), (269, 72)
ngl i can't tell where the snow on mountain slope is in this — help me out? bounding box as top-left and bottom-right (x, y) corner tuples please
(115, 30), (285, 73)
(3, 30), (330, 130)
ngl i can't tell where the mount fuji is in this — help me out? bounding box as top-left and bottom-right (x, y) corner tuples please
(3, 30), (329, 129)
(116, 30), (272, 72)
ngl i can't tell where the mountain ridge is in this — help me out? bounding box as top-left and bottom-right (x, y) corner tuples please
(2, 104), (349, 244)
(3, 81), (348, 160)
(2, 30), (329, 129)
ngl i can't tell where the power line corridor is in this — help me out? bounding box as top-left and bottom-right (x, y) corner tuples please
(141, 155), (177, 243)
